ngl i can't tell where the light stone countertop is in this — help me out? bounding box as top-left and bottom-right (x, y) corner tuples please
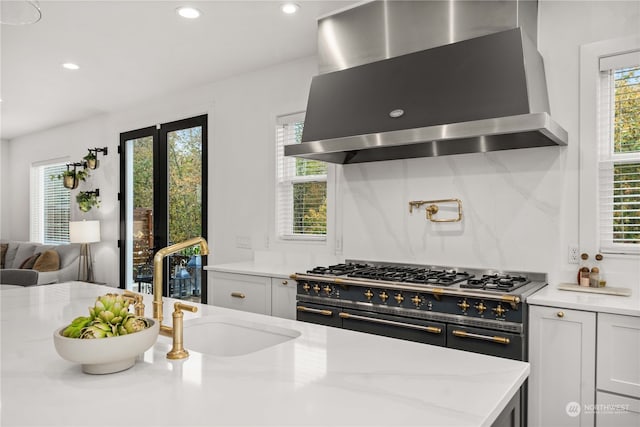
(204, 261), (306, 279)
(527, 283), (640, 316)
(1, 282), (528, 426)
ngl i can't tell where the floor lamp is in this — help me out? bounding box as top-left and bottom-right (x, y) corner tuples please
(69, 220), (101, 283)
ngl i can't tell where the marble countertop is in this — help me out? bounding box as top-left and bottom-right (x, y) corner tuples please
(204, 261), (302, 279)
(1, 282), (528, 426)
(528, 283), (640, 316)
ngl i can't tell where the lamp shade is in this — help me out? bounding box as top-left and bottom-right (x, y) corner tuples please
(69, 220), (101, 244)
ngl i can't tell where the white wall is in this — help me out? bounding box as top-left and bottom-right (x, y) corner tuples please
(2, 1), (639, 288)
(339, 0), (640, 287)
(2, 56), (322, 285)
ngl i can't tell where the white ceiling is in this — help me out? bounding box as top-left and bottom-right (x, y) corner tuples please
(0, 0), (358, 140)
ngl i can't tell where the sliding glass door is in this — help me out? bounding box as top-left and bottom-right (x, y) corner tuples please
(119, 115), (208, 303)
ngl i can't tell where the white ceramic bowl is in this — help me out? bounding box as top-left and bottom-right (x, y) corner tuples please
(53, 319), (159, 374)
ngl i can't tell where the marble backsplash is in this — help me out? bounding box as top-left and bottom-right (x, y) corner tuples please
(340, 146), (570, 280)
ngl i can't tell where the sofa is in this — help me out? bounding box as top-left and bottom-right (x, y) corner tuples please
(0, 241), (81, 286)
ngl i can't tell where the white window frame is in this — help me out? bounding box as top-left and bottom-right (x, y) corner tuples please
(30, 159), (71, 244)
(580, 35), (640, 256)
(275, 112), (329, 242)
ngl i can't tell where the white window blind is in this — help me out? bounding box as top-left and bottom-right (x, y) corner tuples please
(30, 162), (70, 244)
(276, 112), (327, 240)
(598, 52), (640, 254)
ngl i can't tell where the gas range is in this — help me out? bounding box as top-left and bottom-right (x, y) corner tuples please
(304, 262), (540, 294)
(292, 260), (548, 358)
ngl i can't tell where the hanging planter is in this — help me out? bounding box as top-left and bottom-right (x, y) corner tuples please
(83, 152), (98, 170)
(76, 189), (100, 212)
(51, 165), (89, 190)
(83, 147), (107, 170)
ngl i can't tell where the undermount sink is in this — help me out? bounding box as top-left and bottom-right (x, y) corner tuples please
(162, 316), (301, 357)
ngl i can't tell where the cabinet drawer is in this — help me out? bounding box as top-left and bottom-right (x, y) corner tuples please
(596, 391), (640, 426)
(208, 272), (271, 315)
(597, 313), (640, 399)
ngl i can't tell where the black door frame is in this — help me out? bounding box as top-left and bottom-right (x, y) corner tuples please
(119, 115), (208, 302)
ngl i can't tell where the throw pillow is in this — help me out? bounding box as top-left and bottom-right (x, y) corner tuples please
(33, 250), (60, 272)
(19, 253), (41, 269)
(0, 243), (7, 268)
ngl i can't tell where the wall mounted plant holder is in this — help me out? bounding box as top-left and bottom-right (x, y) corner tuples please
(84, 147), (108, 170)
(52, 162), (88, 189)
(76, 189), (100, 212)
(409, 198), (463, 223)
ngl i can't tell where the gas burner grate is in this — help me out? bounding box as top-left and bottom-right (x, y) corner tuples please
(459, 274), (531, 292)
(306, 263), (369, 276)
(347, 266), (473, 286)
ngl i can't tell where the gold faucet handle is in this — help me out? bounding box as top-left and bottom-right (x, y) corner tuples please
(166, 302), (198, 360)
(123, 290), (146, 317)
(175, 302), (198, 314)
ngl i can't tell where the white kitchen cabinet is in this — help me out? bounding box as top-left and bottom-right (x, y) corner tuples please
(597, 313), (640, 399)
(595, 391), (640, 426)
(208, 271), (271, 315)
(529, 305), (596, 427)
(271, 278), (296, 320)
(207, 271), (297, 319)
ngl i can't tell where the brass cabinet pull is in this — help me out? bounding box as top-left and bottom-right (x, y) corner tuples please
(557, 311), (565, 318)
(230, 292), (246, 299)
(282, 280), (288, 285)
(452, 329), (510, 345)
(296, 306), (333, 316)
(339, 312), (442, 334)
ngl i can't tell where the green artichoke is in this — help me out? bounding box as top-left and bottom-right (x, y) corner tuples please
(62, 293), (150, 339)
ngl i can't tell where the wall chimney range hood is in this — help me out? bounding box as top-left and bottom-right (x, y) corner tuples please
(286, 1), (568, 164)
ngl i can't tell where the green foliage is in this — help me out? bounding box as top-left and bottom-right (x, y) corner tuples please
(293, 181), (327, 235)
(612, 66), (640, 244)
(131, 128), (203, 247)
(76, 191), (100, 212)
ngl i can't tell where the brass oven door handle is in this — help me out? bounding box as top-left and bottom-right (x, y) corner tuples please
(296, 306), (333, 316)
(339, 312), (442, 334)
(230, 292), (246, 299)
(452, 329), (510, 345)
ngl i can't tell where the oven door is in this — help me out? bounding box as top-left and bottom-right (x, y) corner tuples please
(339, 309), (446, 346)
(447, 325), (523, 360)
(296, 302), (342, 328)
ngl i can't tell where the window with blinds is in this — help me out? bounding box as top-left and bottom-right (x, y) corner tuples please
(598, 51), (640, 253)
(276, 112), (327, 240)
(30, 162), (70, 244)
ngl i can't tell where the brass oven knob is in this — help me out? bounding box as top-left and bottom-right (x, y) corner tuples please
(394, 293), (404, 304)
(312, 284), (321, 294)
(411, 295), (422, 307)
(458, 299), (470, 312)
(475, 302), (487, 314)
(379, 291), (389, 302)
(323, 285), (332, 295)
(364, 289), (374, 301)
(302, 283), (310, 292)
(492, 304), (506, 317)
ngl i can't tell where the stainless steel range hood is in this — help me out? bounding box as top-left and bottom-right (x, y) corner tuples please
(286, 1), (568, 164)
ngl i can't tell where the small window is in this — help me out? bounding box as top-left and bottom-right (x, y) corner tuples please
(275, 112), (327, 240)
(598, 53), (640, 253)
(30, 162), (70, 244)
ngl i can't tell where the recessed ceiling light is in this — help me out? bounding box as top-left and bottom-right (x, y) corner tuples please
(281, 3), (299, 15)
(176, 6), (201, 19)
(62, 63), (80, 70)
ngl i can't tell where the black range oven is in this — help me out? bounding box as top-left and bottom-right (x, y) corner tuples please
(292, 261), (547, 426)
(293, 261), (546, 360)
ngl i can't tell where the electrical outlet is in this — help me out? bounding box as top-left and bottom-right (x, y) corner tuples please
(235, 236), (252, 249)
(568, 246), (579, 264)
